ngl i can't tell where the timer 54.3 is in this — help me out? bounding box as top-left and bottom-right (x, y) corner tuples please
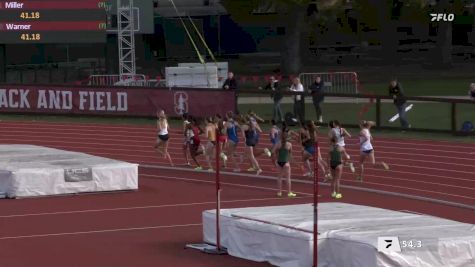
(401, 240), (422, 249)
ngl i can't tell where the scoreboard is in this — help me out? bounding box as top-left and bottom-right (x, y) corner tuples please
(0, 0), (107, 44)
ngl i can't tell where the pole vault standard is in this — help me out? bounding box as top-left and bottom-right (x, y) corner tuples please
(203, 129), (227, 254)
(184, 129), (227, 254)
(313, 141), (319, 267)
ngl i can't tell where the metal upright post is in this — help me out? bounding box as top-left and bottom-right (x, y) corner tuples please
(117, 0), (136, 79)
(203, 129), (227, 255)
(313, 142), (319, 267)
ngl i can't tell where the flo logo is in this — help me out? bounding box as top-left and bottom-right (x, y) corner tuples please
(430, 13), (455, 22)
(174, 91), (188, 115)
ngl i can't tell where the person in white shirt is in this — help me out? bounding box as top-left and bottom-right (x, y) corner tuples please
(155, 110), (174, 166)
(469, 83), (475, 100)
(356, 120), (389, 182)
(328, 120), (355, 173)
(289, 77), (305, 123)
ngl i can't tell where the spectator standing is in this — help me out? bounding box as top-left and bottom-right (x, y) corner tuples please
(222, 72), (239, 113)
(469, 83), (475, 100)
(222, 72), (237, 90)
(309, 76), (324, 123)
(262, 76), (283, 123)
(388, 78), (410, 130)
(289, 77), (305, 123)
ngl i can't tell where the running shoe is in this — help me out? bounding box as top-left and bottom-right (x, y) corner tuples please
(220, 152), (228, 161)
(331, 191), (337, 198)
(323, 173), (332, 183)
(349, 163), (355, 173)
(207, 168), (214, 172)
(194, 166), (203, 171)
(247, 167), (256, 172)
(304, 172), (313, 177)
(264, 148), (272, 158)
(256, 169), (263, 176)
(277, 192), (282, 197)
(287, 192), (297, 198)
(233, 168), (241, 172)
(335, 193), (343, 199)
(382, 162), (389, 170)
(185, 162), (191, 166)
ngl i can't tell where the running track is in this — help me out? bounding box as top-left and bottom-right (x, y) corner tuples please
(0, 121), (473, 267)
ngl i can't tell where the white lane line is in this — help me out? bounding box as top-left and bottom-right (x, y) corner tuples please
(0, 122), (154, 131)
(142, 162), (475, 190)
(141, 160), (475, 184)
(18, 146), (465, 185)
(141, 165), (475, 201)
(140, 156), (475, 183)
(2, 126), (475, 152)
(398, 210), (431, 216)
(336, 172), (475, 190)
(0, 196), (310, 219)
(0, 223), (203, 240)
(141, 173), (315, 197)
(1, 130), (473, 156)
(2, 123), (475, 150)
(1, 136), (474, 166)
(338, 179), (475, 200)
(1, 139), (474, 180)
(6, 143), (465, 184)
(0, 131), (152, 140)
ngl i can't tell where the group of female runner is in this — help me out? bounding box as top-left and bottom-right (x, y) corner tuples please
(154, 109), (389, 199)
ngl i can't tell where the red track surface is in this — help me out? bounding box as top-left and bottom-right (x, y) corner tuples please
(0, 121), (473, 267)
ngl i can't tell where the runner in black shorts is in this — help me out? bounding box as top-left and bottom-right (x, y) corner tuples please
(188, 118), (205, 170)
(328, 137), (343, 199)
(155, 110), (173, 166)
(241, 116), (263, 175)
(272, 131), (296, 197)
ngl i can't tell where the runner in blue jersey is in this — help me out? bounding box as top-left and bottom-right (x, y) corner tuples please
(224, 111), (241, 172)
(241, 116), (264, 175)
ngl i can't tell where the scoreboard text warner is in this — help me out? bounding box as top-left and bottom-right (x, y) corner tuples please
(0, 1), (107, 43)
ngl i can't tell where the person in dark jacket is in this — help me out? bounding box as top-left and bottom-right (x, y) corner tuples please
(222, 72), (237, 90)
(389, 79), (410, 129)
(222, 72), (239, 113)
(262, 76), (283, 123)
(309, 76), (324, 123)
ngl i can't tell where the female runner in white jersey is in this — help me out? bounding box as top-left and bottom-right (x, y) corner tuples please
(155, 110), (174, 166)
(328, 120), (355, 173)
(357, 120), (389, 181)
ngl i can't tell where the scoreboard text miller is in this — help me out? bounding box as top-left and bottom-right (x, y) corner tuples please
(0, 1), (108, 44)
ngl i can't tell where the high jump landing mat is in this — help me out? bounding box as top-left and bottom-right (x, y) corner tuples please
(0, 145), (138, 198)
(203, 203), (475, 267)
